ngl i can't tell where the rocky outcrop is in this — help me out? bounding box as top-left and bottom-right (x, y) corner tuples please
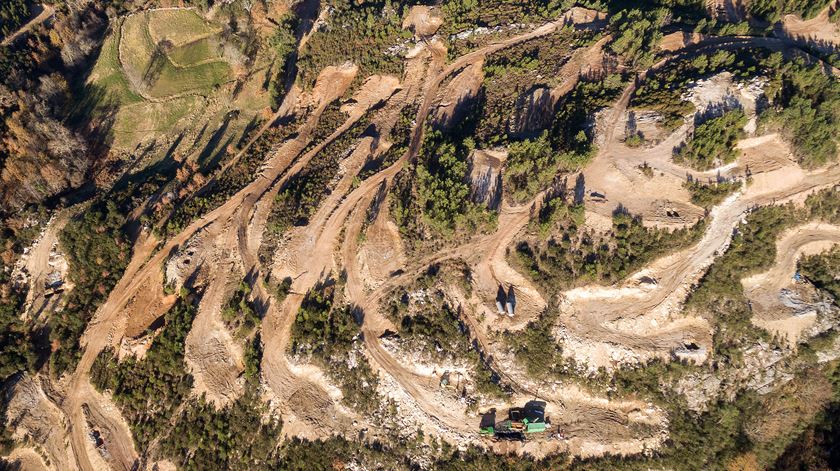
(507, 86), (555, 138)
(468, 149), (505, 210)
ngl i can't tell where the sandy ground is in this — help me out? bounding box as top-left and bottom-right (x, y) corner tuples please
(78, 384), (139, 471)
(743, 222), (840, 342)
(12, 208), (74, 323)
(660, 31), (707, 52)
(589, 72), (765, 229)
(5, 376), (74, 471)
(779, 0), (840, 52)
(403, 5), (443, 37)
(431, 59), (484, 128)
(4, 447), (51, 471)
(184, 233), (245, 407)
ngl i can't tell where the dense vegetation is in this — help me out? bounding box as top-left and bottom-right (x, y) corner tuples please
(414, 131), (478, 231)
(90, 294), (196, 451)
(760, 57), (840, 168)
(514, 196), (704, 290)
(52, 202), (130, 375)
(799, 247), (840, 302)
(0, 3), (108, 211)
(162, 389), (283, 471)
(0, 0), (30, 38)
(686, 186), (840, 361)
(504, 74), (625, 202)
(632, 49), (768, 130)
(289, 281), (381, 414)
(442, 0), (567, 38)
(296, 0), (408, 88)
(683, 177), (742, 209)
(674, 109), (747, 170)
(504, 304), (565, 378)
(387, 264), (507, 401)
(607, 8), (666, 69)
(392, 126), (495, 242)
(473, 28), (578, 144)
(267, 14), (297, 108)
(265, 109), (368, 238)
(633, 50), (838, 168)
(772, 361), (840, 470)
(161, 122), (297, 237)
(748, 0), (833, 23)
(221, 281), (260, 338)
(0, 257), (35, 382)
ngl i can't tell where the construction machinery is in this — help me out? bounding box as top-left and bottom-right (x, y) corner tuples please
(479, 401), (552, 441)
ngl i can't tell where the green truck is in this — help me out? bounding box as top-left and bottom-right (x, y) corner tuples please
(479, 401), (551, 441)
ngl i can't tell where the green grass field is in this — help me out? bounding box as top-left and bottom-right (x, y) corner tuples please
(87, 20), (143, 106)
(86, 9), (240, 148)
(146, 9), (221, 47)
(168, 37), (223, 66)
(111, 95), (201, 148)
(117, 10), (232, 98)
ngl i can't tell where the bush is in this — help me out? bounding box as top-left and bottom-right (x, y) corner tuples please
(748, 0), (832, 23)
(416, 131), (475, 230)
(0, 0), (29, 37)
(674, 109), (747, 170)
(296, 1), (407, 88)
(799, 247), (840, 302)
(221, 281), (260, 338)
(90, 294), (197, 451)
(631, 49), (768, 131)
(761, 58), (840, 168)
(608, 8), (667, 70)
(504, 74), (625, 202)
(515, 204), (705, 291)
(51, 202), (130, 375)
(684, 178), (742, 209)
(162, 390), (282, 470)
(290, 282), (380, 413)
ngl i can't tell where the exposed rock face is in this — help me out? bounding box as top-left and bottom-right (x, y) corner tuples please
(165, 232), (206, 290)
(432, 62), (483, 130)
(468, 149), (505, 210)
(508, 86), (555, 138)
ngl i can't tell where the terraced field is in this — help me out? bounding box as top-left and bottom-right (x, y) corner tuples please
(87, 8), (238, 148)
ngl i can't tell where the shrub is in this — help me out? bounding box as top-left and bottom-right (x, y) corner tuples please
(674, 109), (747, 171)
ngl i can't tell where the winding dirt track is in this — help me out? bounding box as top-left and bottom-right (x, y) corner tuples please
(560, 49), (840, 367)
(743, 223), (840, 318)
(53, 6), (840, 467)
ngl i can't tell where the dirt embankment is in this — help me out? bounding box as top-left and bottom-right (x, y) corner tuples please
(742, 222), (840, 342)
(5, 375), (74, 471)
(12, 209), (73, 322)
(403, 5), (443, 37)
(778, 0), (840, 52)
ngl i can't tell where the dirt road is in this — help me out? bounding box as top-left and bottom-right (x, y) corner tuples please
(1, 4), (54, 47)
(50, 6), (840, 466)
(743, 222), (840, 319)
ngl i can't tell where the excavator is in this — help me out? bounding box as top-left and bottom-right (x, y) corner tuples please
(479, 400), (552, 441)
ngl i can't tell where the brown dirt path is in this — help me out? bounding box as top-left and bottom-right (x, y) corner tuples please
(1, 4), (54, 46)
